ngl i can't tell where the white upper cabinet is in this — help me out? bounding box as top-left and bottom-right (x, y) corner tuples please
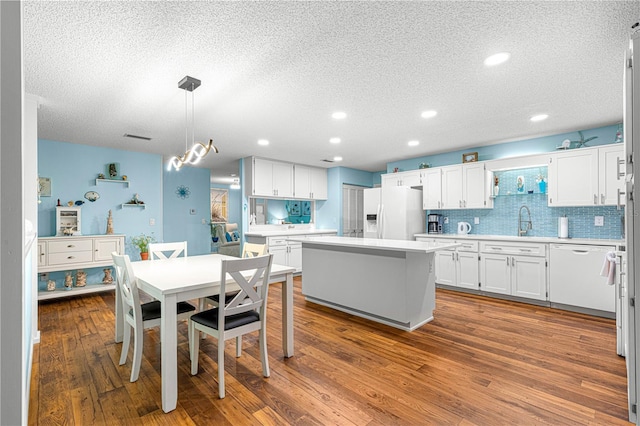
(439, 163), (492, 210)
(294, 165), (327, 200)
(547, 145), (624, 207)
(381, 170), (423, 188)
(441, 165), (463, 209)
(598, 145), (625, 206)
(248, 157), (294, 198)
(422, 168), (443, 209)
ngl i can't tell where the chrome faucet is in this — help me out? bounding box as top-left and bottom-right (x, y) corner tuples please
(518, 205), (532, 236)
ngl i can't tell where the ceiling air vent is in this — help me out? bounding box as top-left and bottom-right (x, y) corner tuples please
(123, 133), (152, 141)
(321, 159), (334, 163)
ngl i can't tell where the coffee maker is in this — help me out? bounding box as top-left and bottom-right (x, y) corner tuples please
(427, 214), (443, 234)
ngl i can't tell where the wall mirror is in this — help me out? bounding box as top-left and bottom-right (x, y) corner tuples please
(249, 198), (315, 224)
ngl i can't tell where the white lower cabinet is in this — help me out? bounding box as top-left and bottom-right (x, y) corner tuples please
(479, 241), (547, 301)
(418, 237), (479, 290)
(268, 238), (302, 272)
(38, 234), (125, 300)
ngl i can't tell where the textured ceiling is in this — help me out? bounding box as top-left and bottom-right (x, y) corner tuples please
(23, 1), (640, 184)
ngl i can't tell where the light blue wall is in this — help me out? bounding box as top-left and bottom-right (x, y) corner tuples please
(37, 139), (212, 289)
(38, 139), (163, 245)
(387, 124), (619, 172)
(316, 167), (376, 233)
(163, 166), (211, 255)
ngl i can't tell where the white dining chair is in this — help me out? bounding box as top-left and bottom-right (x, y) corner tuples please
(112, 252), (196, 382)
(241, 242), (268, 258)
(188, 254), (274, 398)
(148, 241), (187, 260)
(200, 242), (268, 311)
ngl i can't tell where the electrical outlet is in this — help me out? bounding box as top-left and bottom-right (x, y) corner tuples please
(474, 217), (480, 225)
(444, 217), (449, 224)
(149, 218), (155, 226)
(38, 272), (48, 281)
(594, 216), (604, 226)
(201, 218), (207, 225)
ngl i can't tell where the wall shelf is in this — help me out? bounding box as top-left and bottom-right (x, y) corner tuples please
(121, 203), (146, 209)
(96, 178), (130, 187)
(38, 282), (115, 301)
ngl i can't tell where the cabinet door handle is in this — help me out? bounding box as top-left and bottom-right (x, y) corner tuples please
(601, 194), (605, 204)
(617, 157), (625, 180)
(617, 188), (625, 210)
(67, 256), (75, 259)
(593, 194), (597, 205)
(519, 248), (531, 252)
(506, 257), (510, 266)
(67, 244), (75, 248)
(451, 252), (455, 260)
(511, 256), (515, 265)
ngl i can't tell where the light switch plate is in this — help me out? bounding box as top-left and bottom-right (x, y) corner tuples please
(594, 216), (604, 226)
(190, 208), (196, 215)
(474, 217), (480, 225)
(149, 218), (155, 226)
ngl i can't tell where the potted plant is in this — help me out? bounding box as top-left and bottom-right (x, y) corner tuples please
(131, 233), (156, 260)
(210, 222), (219, 243)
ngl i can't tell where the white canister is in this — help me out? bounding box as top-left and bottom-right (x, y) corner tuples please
(558, 216), (568, 238)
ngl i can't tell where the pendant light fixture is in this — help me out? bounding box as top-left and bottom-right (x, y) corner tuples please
(168, 76), (219, 171)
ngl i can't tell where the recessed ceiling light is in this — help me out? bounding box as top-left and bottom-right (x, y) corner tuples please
(333, 156), (343, 162)
(484, 52), (510, 66)
(257, 139), (269, 146)
(420, 110), (437, 119)
(329, 137), (341, 144)
(530, 114), (549, 122)
(408, 140), (419, 147)
(331, 111), (347, 120)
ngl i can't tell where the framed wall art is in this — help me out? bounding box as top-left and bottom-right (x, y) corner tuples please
(38, 177), (51, 197)
(462, 152), (478, 163)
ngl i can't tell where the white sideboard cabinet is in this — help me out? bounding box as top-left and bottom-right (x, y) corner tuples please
(38, 234), (125, 300)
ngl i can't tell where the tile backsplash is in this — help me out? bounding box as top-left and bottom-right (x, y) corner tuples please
(430, 166), (624, 240)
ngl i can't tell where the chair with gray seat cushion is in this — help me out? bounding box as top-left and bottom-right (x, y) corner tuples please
(112, 252), (196, 382)
(188, 254), (273, 398)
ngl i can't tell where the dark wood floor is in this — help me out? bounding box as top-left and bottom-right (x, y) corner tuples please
(30, 277), (631, 425)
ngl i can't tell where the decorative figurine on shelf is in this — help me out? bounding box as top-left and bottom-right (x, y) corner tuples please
(64, 272), (73, 290)
(102, 268), (114, 284)
(98, 173), (105, 179)
(57, 199), (61, 207)
(493, 175), (500, 197)
(516, 176), (525, 193)
(76, 270), (87, 287)
(47, 279), (56, 291)
(67, 200), (74, 207)
(106, 209), (114, 235)
(122, 175), (127, 181)
(109, 163), (117, 178)
(63, 227), (74, 236)
(126, 193), (144, 205)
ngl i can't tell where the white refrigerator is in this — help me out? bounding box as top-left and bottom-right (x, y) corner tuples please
(363, 186), (425, 240)
(623, 25), (639, 423)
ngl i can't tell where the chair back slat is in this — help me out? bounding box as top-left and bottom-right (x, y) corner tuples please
(242, 243), (267, 258)
(149, 241), (187, 260)
(219, 255), (273, 318)
(111, 252), (142, 322)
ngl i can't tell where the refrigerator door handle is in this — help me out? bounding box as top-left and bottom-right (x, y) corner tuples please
(377, 204), (383, 239)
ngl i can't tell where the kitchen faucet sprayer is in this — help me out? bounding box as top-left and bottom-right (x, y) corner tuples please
(518, 205), (532, 236)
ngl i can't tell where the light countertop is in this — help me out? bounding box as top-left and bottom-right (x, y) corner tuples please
(245, 229), (338, 238)
(289, 235), (459, 253)
(414, 233), (625, 247)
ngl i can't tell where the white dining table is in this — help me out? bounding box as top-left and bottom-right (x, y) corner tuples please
(113, 253), (296, 413)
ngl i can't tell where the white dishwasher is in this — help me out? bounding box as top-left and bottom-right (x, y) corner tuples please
(549, 244), (616, 313)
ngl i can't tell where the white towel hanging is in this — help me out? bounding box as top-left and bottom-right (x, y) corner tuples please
(600, 251), (616, 286)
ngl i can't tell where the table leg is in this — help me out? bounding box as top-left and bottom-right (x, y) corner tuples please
(160, 294), (178, 413)
(282, 272), (294, 357)
(114, 284), (123, 343)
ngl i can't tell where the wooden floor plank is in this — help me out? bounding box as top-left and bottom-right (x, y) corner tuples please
(30, 279), (632, 425)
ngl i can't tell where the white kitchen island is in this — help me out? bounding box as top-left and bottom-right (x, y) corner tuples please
(292, 236), (459, 331)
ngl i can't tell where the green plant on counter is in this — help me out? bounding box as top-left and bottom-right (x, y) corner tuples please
(210, 222), (219, 242)
(130, 233), (156, 253)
